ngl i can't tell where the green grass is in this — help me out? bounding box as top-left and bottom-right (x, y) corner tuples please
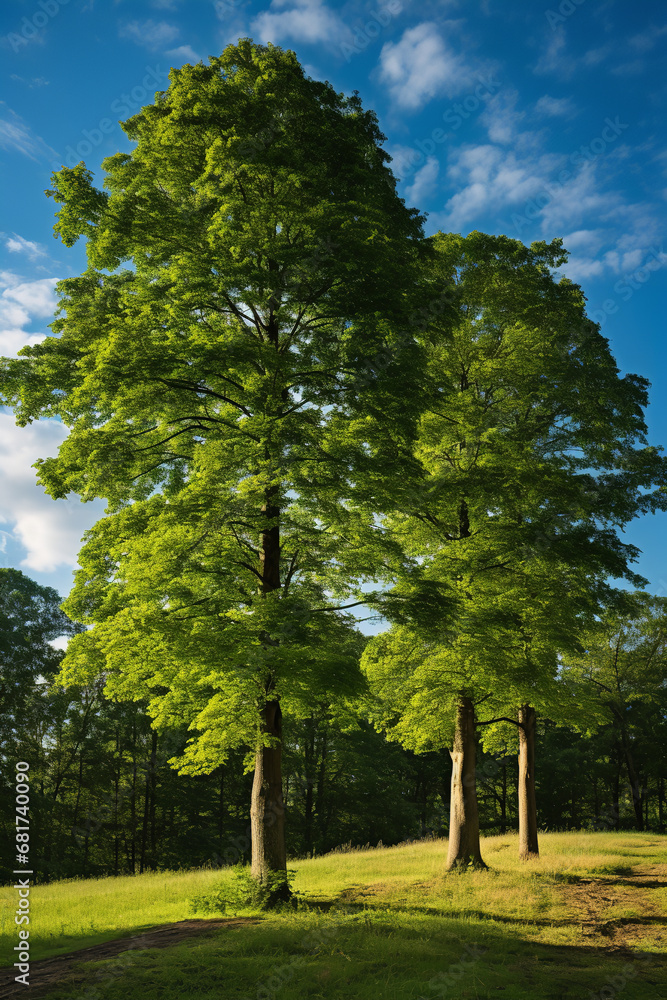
(1, 831), (666, 998)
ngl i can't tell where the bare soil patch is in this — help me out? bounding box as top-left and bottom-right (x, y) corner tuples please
(0, 917), (259, 999)
(561, 864), (667, 953)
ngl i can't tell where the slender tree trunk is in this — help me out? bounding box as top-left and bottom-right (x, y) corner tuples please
(149, 729), (158, 863)
(500, 758), (507, 834)
(316, 728), (328, 845)
(446, 695), (486, 871)
(130, 726), (137, 875)
(114, 727), (120, 876)
(218, 768), (225, 856)
(250, 699), (288, 898)
(518, 704), (539, 859)
(140, 756), (149, 875)
(621, 733), (644, 831)
(612, 757), (621, 828)
(304, 721), (315, 858)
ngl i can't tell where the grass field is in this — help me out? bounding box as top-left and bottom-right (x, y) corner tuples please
(1, 831), (666, 998)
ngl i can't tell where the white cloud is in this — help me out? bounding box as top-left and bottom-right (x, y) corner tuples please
(436, 143), (552, 231)
(479, 89), (525, 145)
(629, 24), (667, 53)
(379, 22), (477, 110)
(252, 0), (348, 46)
(5, 235), (47, 261)
(611, 60), (645, 76)
(119, 19), (180, 50)
(166, 44), (200, 63)
(4, 278), (58, 318)
(534, 28), (612, 79)
(9, 75), (50, 89)
(538, 163), (612, 233)
(534, 95), (575, 118)
(0, 413), (105, 574)
(0, 276), (58, 356)
(405, 156), (439, 206)
(0, 109), (58, 161)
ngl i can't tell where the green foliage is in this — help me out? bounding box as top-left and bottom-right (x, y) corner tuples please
(363, 230), (667, 744)
(189, 863), (297, 913)
(0, 40), (432, 781)
(0, 568), (80, 720)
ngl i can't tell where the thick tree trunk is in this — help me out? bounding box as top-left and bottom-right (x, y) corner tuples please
(518, 704), (539, 860)
(250, 699), (289, 900)
(250, 483), (290, 901)
(446, 695), (487, 870)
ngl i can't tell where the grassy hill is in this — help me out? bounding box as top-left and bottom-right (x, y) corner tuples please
(1, 831), (666, 998)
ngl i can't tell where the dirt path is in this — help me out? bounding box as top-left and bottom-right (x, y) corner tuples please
(0, 917), (259, 999)
(562, 864), (667, 954)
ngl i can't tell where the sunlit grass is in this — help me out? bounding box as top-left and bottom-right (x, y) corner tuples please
(0, 868), (228, 960)
(1, 830), (665, 998)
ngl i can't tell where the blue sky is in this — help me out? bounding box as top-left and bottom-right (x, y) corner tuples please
(1, 0), (666, 613)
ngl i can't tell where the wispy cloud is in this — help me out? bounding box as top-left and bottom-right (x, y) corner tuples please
(629, 24), (667, 53)
(436, 143), (552, 231)
(5, 235), (48, 261)
(119, 18), (179, 50)
(379, 21), (490, 110)
(166, 44), (200, 63)
(534, 94), (576, 118)
(479, 89), (525, 145)
(534, 28), (612, 79)
(0, 109), (58, 162)
(10, 75), (50, 88)
(405, 156), (439, 206)
(251, 0), (349, 46)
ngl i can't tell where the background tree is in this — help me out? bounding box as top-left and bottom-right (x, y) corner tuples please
(0, 568), (79, 725)
(362, 230), (667, 869)
(560, 592), (667, 831)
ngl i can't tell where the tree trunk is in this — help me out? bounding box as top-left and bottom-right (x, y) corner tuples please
(304, 719), (315, 858)
(149, 729), (158, 862)
(612, 756), (621, 828)
(249, 482), (290, 902)
(622, 736), (644, 831)
(518, 704), (539, 860)
(218, 768), (225, 856)
(500, 757), (507, 834)
(250, 698), (289, 900)
(446, 695), (487, 870)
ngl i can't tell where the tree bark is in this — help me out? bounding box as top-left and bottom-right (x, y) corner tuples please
(620, 728), (644, 831)
(446, 695), (487, 870)
(249, 482), (290, 901)
(518, 704), (539, 860)
(500, 757), (507, 834)
(250, 698), (289, 900)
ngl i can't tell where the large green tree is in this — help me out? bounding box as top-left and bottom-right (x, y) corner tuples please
(362, 231), (667, 869)
(0, 40), (429, 897)
(0, 568), (79, 727)
(560, 592), (667, 831)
